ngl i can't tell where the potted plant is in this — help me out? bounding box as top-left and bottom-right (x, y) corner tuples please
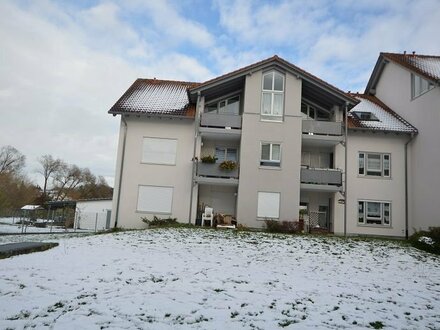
(200, 155), (217, 163)
(219, 160), (237, 171)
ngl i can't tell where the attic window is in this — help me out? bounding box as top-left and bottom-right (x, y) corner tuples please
(352, 111), (379, 121)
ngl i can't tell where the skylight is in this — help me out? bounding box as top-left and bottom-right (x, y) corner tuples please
(352, 111), (380, 121)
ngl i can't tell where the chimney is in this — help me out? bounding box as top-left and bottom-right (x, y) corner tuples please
(412, 51), (416, 55)
(403, 51), (407, 55)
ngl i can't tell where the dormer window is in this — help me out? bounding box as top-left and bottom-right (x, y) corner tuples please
(411, 73), (434, 99)
(352, 111), (379, 121)
(261, 71), (284, 121)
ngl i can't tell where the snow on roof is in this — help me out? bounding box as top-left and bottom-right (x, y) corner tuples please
(109, 79), (200, 117)
(348, 94), (417, 133)
(382, 53), (440, 81)
(21, 205), (43, 210)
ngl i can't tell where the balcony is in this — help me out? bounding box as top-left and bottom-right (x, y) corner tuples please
(302, 120), (343, 147)
(200, 113), (242, 129)
(195, 162), (239, 186)
(300, 167), (342, 192)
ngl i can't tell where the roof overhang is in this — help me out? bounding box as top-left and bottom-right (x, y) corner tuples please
(189, 56), (358, 106)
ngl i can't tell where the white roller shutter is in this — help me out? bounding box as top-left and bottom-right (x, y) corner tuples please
(257, 192), (280, 219)
(137, 185), (173, 213)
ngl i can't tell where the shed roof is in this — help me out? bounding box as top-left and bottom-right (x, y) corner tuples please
(348, 94), (418, 134)
(108, 79), (200, 117)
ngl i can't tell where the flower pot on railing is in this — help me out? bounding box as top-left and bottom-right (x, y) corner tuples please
(219, 160), (237, 171)
(200, 155), (217, 163)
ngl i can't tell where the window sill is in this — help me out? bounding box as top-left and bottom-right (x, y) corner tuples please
(141, 161), (176, 166)
(136, 210), (172, 215)
(259, 166), (282, 171)
(257, 217), (279, 221)
(357, 224), (392, 229)
(357, 175), (391, 180)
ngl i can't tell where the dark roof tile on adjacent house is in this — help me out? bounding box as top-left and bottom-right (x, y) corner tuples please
(382, 53), (440, 81)
(348, 93), (418, 133)
(109, 79), (200, 117)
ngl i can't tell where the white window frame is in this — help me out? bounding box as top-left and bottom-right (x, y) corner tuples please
(358, 200), (391, 227)
(260, 142), (281, 167)
(358, 152), (391, 178)
(261, 71), (284, 121)
(205, 94), (241, 115)
(257, 192), (280, 219)
(411, 73), (434, 99)
(136, 185), (174, 214)
(142, 137), (177, 165)
(215, 146), (238, 163)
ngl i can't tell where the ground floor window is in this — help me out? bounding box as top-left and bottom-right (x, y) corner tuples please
(137, 185), (173, 213)
(358, 200), (391, 226)
(257, 192), (280, 219)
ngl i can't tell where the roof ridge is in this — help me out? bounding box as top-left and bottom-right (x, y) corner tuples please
(137, 78), (201, 86)
(381, 52), (440, 59)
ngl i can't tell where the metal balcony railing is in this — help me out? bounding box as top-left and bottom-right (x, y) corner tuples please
(200, 113), (242, 129)
(302, 120), (342, 136)
(196, 162), (239, 179)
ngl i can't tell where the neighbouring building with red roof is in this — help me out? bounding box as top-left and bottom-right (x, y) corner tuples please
(108, 53), (439, 238)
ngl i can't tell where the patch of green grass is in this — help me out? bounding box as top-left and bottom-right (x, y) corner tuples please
(409, 227), (440, 255)
(369, 321), (384, 329)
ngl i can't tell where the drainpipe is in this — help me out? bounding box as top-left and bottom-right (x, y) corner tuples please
(188, 92), (201, 224)
(343, 102), (348, 237)
(404, 133), (415, 239)
(114, 115), (128, 228)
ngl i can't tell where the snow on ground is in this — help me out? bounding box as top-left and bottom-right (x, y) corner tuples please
(0, 217), (92, 234)
(0, 228), (439, 329)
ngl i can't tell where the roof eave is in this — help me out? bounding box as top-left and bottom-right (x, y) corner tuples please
(190, 57), (358, 106)
(108, 111), (195, 120)
(365, 54), (389, 95)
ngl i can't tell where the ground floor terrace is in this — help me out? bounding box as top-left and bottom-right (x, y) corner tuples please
(1, 228), (438, 329)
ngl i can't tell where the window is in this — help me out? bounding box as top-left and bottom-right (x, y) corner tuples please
(301, 102), (330, 121)
(412, 73), (434, 99)
(142, 137), (177, 165)
(352, 111), (379, 121)
(261, 71), (284, 121)
(358, 152), (391, 177)
(358, 201), (391, 226)
(215, 147), (237, 162)
(260, 143), (281, 167)
(257, 192), (280, 219)
(206, 95), (240, 115)
(137, 185), (173, 213)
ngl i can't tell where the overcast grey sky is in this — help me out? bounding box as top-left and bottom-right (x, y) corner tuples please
(1, 0), (439, 187)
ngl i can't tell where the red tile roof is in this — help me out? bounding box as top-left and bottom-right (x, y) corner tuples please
(381, 52), (440, 81)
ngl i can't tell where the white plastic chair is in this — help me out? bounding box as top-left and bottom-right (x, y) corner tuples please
(201, 207), (214, 227)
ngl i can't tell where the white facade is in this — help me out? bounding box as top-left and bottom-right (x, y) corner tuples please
(109, 54), (429, 238)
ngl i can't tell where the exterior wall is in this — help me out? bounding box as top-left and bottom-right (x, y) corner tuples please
(76, 200), (112, 231)
(237, 70), (302, 227)
(112, 116), (195, 228)
(198, 185), (237, 216)
(374, 61), (440, 232)
(341, 132), (408, 237)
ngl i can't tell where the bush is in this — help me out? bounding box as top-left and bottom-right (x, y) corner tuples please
(409, 227), (440, 255)
(219, 160), (237, 171)
(141, 216), (178, 227)
(201, 155), (217, 163)
(265, 220), (301, 234)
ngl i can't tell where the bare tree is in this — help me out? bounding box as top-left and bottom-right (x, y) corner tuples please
(37, 155), (63, 196)
(53, 164), (85, 200)
(0, 145), (25, 174)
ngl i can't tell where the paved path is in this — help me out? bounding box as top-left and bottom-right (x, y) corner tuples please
(0, 242), (58, 259)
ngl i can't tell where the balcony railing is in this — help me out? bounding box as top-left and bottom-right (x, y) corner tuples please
(197, 162), (239, 179)
(301, 167), (342, 186)
(302, 120), (342, 136)
(200, 113), (242, 129)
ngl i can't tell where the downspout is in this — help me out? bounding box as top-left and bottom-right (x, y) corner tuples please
(404, 133), (415, 239)
(344, 102), (348, 237)
(188, 91), (201, 224)
(114, 115), (128, 228)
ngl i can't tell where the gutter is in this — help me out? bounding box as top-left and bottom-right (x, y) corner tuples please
(188, 92), (201, 224)
(114, 115), (128, 228)
(404, 133), (416, 239)
(344, 102), (348, 237)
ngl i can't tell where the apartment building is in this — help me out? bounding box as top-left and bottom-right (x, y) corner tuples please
(108, 54), (430, 237)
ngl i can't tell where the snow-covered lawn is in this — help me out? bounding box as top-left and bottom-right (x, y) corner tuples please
(0, 229), (439, 329)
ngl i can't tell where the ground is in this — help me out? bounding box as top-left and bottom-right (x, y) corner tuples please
(0, 229), (439, 329)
